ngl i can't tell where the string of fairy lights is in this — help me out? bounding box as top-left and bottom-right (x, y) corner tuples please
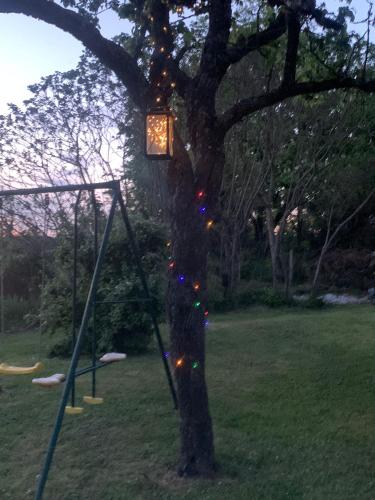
(165, 189), (214, 370)
(148, 7), (213, 371)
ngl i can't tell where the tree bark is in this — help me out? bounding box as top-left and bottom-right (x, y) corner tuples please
(165, 134), (224, 476)
(266, 206), (281, 288)
(168, 203), (214, 476)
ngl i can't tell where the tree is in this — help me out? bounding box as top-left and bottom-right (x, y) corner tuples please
(307, 93), (375, 292)
(1, 0), (375, 476)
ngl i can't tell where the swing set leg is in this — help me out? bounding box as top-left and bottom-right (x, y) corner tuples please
(118, 192), (178, 410)
(34, 192), (118, 500)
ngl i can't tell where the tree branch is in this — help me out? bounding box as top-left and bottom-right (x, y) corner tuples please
(220, 77), (375, 132)
(282, 10), (300, 87)
(227, 12), (287, 65)
(269, 0), (343, 31)
(197, 0), (232, 88)
(147, 0), (191, 101)
(0, 0), (149, 109)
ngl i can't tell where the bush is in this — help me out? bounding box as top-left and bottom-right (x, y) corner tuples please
(2, 296), (38, 332)
(237, 284), (292, 308)
(296, 296), (325, 309)
(43, 211), (167, 357)
(241, 258), (273, 282)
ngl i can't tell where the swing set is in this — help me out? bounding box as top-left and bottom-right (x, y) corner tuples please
(0, 179), (178, 500)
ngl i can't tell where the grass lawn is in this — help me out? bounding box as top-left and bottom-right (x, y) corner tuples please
(1, 304), (375, 499)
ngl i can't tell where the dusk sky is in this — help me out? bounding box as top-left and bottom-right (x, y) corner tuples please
(0, 1), (371, 114)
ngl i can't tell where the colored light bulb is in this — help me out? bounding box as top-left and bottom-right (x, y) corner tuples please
(199, 206), (207, 214)
(197, 190), (205, 199)
(192, 361), (199, 369)
(207, 220), (214, 229)
(193, 282), (200, 291)
(178, 275), (185, 283)
(176, 358), (184, 367)
(204, 310), (209, 316)
(194, 301), (201, 308)
(168, 260), (176, 269)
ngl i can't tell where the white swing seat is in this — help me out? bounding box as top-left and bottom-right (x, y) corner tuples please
(99, 352), (127, 363)
(32, 373), (66, 387)
(0, 361), (43, 375)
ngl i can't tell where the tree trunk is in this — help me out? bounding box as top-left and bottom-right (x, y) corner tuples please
(220, 221), (241, 300)
(266, 207), (281, 288)
(166, 135), (224, 477)
(167, 206), (214, 476)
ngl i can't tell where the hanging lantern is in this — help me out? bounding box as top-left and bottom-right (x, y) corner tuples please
(145, 107), (174, 160)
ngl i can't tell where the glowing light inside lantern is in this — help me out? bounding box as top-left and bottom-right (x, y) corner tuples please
(146, 111), (174, 158)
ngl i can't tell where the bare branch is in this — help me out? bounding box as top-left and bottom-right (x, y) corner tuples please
(220, 77), (375, 132)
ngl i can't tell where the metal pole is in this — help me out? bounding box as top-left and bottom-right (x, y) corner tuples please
(91, 191), (98, 398)
(0, 180), (118, 198)
(0, 196), (4, 335)
(34, 190), (118, 500)
(71, 191), (81, 408)
(74, 361), (108, 378)
(117, 189), (178, 410)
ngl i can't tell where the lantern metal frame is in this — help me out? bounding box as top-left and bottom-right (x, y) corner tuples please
(145, 107), (174, 160)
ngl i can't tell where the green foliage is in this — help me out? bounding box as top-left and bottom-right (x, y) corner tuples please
(297, 296), (325, 309)
(44, 208), (168, 357)
(241, 257), (273, 282)
(237, 286), (292, 308)
(2, 296), (38, 332)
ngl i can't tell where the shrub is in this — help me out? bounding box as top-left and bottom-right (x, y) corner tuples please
(43, 210), (167, 357)
(2, 296), (38, 332)
(296, 296), (325, 309)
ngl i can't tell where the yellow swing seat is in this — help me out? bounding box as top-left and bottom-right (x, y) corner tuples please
(0, 361), (44, 375)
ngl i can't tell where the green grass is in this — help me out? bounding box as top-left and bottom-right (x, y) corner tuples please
(1, 305), (375, 499)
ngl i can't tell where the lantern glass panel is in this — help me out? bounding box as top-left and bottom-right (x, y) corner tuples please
(146, 113), (169, 156)
(168, 115), (174, 157)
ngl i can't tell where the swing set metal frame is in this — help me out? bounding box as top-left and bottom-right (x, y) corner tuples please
(0, 179), (178, 500)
